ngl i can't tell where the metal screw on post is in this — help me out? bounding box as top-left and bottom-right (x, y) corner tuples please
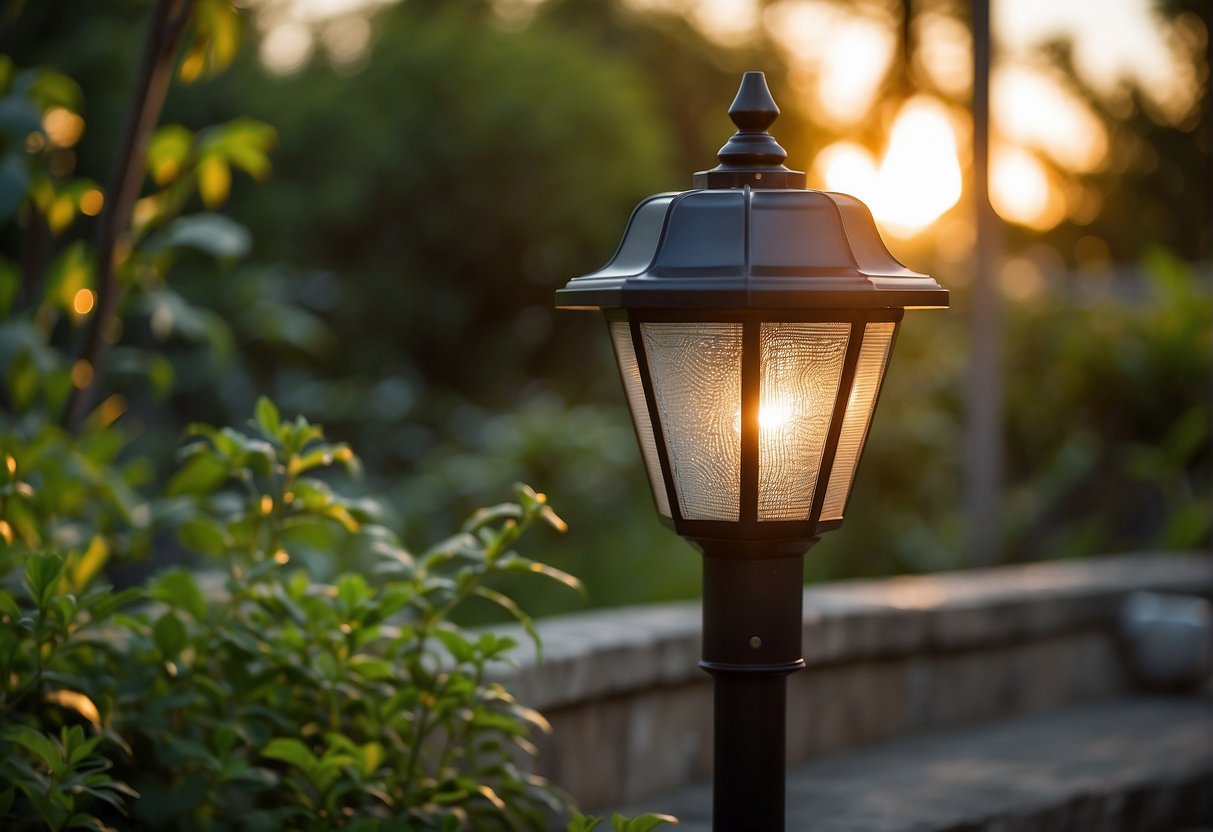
(555, 71), (948, 831)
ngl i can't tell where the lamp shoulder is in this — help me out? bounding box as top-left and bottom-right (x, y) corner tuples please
(555, 188), (948, 311)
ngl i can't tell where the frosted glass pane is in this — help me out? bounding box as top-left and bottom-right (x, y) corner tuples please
(641, 323), (743, 521)
(610, 322), (672, 518)
(821, 322), (896, 521)
(757, 323), (850, 521)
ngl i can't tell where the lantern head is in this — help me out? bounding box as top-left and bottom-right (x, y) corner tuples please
(556, 72), (948, 553)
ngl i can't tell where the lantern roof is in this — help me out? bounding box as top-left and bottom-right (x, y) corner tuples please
(555, 72), (949, 312)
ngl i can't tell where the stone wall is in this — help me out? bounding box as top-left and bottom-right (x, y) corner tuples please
(489, 553), (1213, 810)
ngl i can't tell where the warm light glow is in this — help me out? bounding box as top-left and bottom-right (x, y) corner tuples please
(817, 19), (895, 125)
(260, 22), (314, 74)
(79, 188), (104, 216)
(42, 107), (84, 148)
(765, 3), (895, 126)
(759, 400), (793, 431)
(996, 0), (1205, 125)
(994, 66), (1108, 173)
(815, 98), (963, 238)
(990, 145), (1066, 230)
(71, 360), (93, 389)
(72, 288), (95, 316)
(96, 394), (128, 428)
(916, 11), (972, 98)
(999, 256), (1047, 301)
(733, 398), (796, 434)
(45, 689), (101, 729)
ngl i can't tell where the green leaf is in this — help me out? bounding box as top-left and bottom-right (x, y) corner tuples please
(29, 69), (82, 111)
(65, 732), (102, 767)
(495, 555), (585, 597)
(179, 515), (228, 556)
(0, 589), (19, 620)
(253, 396), (281, 438)
(142, 213), (251, 260)
(150, 569), (208, 620)
(145, 123), (193, 185)
(68, 536), (109, 592)
(167, 452), (228, 496)
(0, 256), (19, 317)
(433, 627), (474, 663)
(153, 611), (187, 659)
(85, 587), (141, 622)
(17, 779), (68, 828)
(4, 725), (63, 776)
(462, 502), (523, 533)
(200, 116), (276, 179)
(474, 585), (541, 659)
(349, 655), (394, 682)
(262, 738), (317, 774)
(181, 0), (244, 81)
(42, 239), (93, 313)
(195, 155), (230, 209)
(24, 552), (66, 608)
(358, 742), (383, 778)
(614, 813), (679, 831)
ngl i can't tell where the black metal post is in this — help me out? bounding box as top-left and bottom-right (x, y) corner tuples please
(698, 543), (808, 832)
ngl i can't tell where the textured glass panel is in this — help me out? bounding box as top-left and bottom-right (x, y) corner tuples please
(757, 323), (850, 521)
(822, 322), (896, 521)
(609, 322), (672, 518)
(641, 323), (743, 521)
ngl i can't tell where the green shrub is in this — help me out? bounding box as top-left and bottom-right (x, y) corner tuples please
(0, 400), (675, 830)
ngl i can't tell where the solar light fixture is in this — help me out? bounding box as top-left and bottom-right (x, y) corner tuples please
(556, 71), (948, 831)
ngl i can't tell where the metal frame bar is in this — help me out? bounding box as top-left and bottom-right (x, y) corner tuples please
(833, 321), (902, 522)
(806, 321), (864, 527)
(630, 318), (684, 523)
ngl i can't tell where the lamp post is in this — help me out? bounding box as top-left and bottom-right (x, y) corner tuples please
(556, 72), (948, 831)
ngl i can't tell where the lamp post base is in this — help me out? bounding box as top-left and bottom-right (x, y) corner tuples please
(697, 543), (811, 832)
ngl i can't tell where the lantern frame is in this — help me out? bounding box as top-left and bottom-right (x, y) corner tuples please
(606, 306), (903, 551)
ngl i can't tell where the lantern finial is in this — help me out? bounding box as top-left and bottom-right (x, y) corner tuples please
(694, 71), (806, 189)
(727, 70), (780, 133)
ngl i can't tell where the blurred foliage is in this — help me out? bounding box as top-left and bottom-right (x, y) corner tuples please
(811, 250), (1212, 580)
(0, 0), (1208, 619)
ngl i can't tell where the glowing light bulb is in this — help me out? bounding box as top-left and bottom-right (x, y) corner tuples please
(758, 400), (793, 430)
(733, 398), (796, 434)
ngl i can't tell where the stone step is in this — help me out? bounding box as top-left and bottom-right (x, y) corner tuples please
(616, 694), (1212, 832)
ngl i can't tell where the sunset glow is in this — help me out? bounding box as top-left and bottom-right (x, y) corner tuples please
(815, 98), (963, 238)
(991, 145), (1066, 231)
(252, 0), (1206, 237)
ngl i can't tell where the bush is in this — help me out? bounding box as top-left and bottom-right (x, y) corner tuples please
(0, 400), (675, 830)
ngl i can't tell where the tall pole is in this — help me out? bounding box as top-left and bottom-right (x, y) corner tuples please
(967, 0), (1003, 565)
(699, 546), (807, 832)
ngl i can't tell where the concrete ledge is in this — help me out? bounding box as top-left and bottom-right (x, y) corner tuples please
(619, 694), (1213, 832)
(504, 553), (1213, 711)
(492, 553), (1212, 809)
